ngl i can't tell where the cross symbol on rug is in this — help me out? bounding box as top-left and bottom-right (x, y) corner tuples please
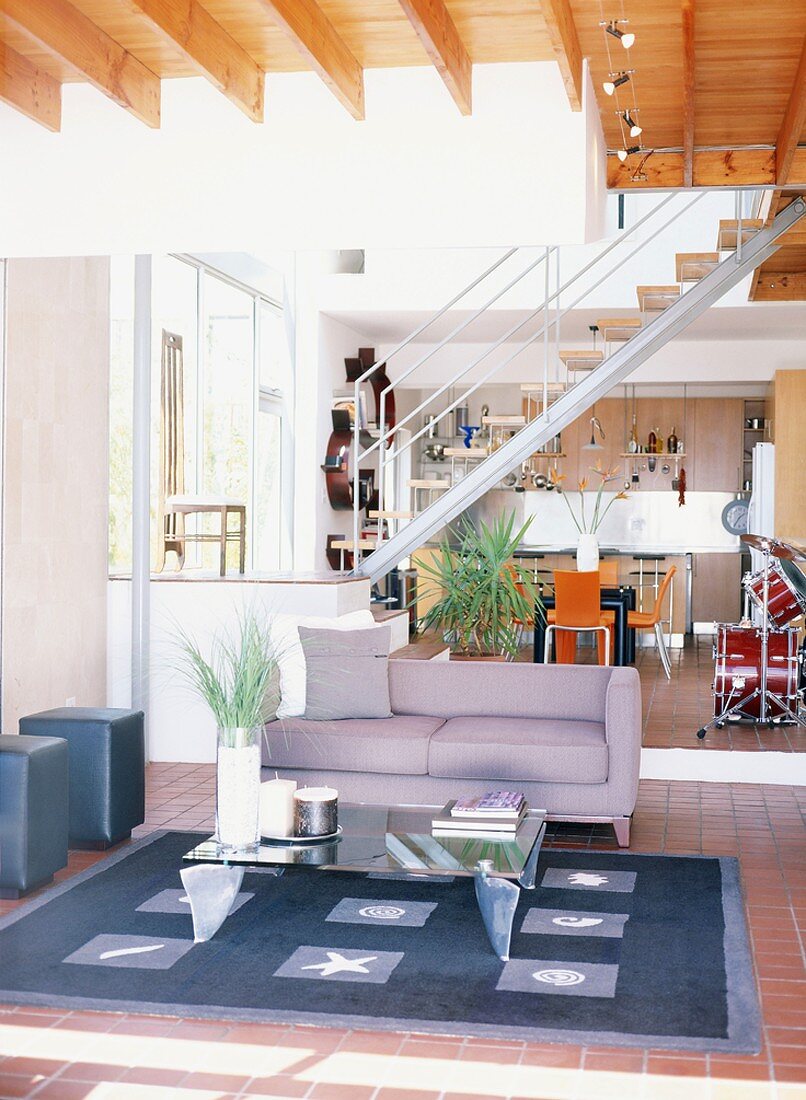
(302, 951), (379, 977)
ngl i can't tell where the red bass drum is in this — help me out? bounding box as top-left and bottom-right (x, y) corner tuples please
(713, 625), (799, 721)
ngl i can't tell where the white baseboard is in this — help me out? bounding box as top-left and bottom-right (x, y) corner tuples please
(640, 747), (806, 785)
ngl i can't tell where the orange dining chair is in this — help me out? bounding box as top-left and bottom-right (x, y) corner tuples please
(599, 560), (619, 586)
(628, 565), (677, 679)
(544, 570), (611, 666)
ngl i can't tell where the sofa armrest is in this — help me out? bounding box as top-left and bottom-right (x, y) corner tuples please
(604, 667), (642, 816)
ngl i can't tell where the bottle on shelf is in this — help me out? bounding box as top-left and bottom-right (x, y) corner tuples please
(654, 427), (662, 454)
(667, 426), (678, 454)
(647, 427), (657, 453)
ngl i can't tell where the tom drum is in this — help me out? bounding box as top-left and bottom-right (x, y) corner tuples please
(743, 558), (806, 629)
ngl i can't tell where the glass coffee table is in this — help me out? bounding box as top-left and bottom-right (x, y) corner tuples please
(183, 803), (547, 960)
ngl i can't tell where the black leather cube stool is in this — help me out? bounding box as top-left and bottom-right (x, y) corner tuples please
(0, 735), (68, 898)
(20, 708), (145, 850)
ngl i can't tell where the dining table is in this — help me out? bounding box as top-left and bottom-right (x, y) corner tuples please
(532, 585), (637, 667)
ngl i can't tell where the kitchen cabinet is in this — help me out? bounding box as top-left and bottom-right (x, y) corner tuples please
(772, 370), (806, 544)
(688, 399), (743, 492)
(691, 553), (742, 626)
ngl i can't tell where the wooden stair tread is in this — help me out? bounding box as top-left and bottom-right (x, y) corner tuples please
(558, 349), (604, 363)
(481, 415), (526, 426)
(520, 381), (568, 392)
(676, 252), (719, 281)
(443, 447), (487, 457)
(598, 317), (642, 342)
(717, 219), (763, 250)
(636, 285), (680, 312)
(368, 510), (414, 519)
(408, 479), (451, 489)
(330, 538), (377, 550)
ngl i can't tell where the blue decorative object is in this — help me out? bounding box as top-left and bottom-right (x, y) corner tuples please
(459, 425), (479, 449)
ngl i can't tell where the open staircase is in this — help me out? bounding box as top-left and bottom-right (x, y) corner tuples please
(348, 193), (806, 583)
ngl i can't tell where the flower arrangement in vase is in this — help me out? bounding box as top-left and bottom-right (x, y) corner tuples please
(173, 609), (280, 854)
(549, 463), (629, 571)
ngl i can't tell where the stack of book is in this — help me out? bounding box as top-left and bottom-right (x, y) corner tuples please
(431, 791), (528, 839)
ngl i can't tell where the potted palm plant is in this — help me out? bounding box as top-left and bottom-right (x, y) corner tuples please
(418, 512), (541, 660)
(174, 609), (280, 854)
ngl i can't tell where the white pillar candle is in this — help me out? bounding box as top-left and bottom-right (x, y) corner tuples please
(259, 777), (297, 837)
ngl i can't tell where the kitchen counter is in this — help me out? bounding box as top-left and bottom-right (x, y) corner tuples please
(512, 545), (742, 555)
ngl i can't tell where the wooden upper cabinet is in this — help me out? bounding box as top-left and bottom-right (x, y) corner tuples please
(687, 398), (743, 492)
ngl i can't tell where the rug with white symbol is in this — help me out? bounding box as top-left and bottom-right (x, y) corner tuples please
(0, 831), (760, 1052)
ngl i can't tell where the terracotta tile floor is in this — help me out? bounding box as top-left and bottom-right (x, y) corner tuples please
(0, 765), (804, 1098)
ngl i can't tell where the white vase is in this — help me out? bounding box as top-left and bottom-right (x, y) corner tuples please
(216, 727), (261, 854)
(576, 533), (600, 572)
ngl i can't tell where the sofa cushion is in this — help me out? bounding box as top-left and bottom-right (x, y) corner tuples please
(263, 715), (445, 776)
(299, 624), (392, 720)
(427, 717), (608, 785)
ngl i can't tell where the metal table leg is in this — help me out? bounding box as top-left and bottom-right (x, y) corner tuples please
(474, 860), (520, 961)
(474, 822), (546, 960)
(180, 863), (245, 943)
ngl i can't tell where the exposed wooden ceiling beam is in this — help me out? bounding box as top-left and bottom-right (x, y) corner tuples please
(681, 0), (695, 188)
(397, 0), (471, 115)
(0, 41), (61, 130)
(0, 0), (159, 126)
(253, 0), (364, 120)
(776, 35), (806, 185)
(606, 148), (806, 189)
(540, 0), (583, 112)
(126, 0), (263, 122)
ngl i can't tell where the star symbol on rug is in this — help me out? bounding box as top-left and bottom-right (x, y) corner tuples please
(568, 872), (609, 886)
(301, 952), (379, 977)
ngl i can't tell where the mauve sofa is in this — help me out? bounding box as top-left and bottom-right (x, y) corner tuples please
(262, 660), (642, 846)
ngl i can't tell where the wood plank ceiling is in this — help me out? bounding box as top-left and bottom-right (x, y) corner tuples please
(0, 1), (802, 180)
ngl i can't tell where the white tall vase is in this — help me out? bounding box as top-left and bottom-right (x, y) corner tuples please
(576, 533), (600, 572)
(216, 726), (261, 853)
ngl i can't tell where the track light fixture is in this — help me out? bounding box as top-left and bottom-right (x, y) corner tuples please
(601, 20), (635, 49)
(624, 110), (642, 137)
(617, 145), (642, 162)
(603, 71), (632, 96)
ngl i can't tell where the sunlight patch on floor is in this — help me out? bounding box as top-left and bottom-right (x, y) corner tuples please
(0, 1023), (306, 1076)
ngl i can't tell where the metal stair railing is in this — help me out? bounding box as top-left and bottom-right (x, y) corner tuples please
(355, 194), (806, 582)
(352, 192), (686, 553)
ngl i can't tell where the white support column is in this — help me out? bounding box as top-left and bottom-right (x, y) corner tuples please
(132, 255), (152, 755)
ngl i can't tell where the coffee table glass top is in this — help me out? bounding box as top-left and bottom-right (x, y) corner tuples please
(183, 803), (547, 880)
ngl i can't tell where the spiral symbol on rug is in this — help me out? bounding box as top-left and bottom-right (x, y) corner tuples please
(532, 968), (586, 986)
(358, 905), (406, 919)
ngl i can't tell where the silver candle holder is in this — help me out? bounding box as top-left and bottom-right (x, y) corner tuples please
(293, 786), (338, 838)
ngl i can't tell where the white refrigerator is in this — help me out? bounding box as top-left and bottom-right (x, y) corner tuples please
(746, 442), (775, 618)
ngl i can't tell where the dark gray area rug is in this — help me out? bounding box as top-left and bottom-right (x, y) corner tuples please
(0, 831), (761, 1052)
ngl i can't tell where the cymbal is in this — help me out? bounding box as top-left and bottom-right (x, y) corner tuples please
(774, 541), (806, 562)
(740, 533), (806, 561)
(741, 533), (779, 553)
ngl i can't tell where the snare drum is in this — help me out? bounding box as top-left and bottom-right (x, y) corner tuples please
(743, 558), (806, 628)
(713, 624), (799, 720)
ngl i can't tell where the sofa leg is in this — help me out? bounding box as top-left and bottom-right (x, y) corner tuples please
(613, 817), (631, 847)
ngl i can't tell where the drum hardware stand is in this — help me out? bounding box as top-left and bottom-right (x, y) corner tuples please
(697, 537), (806, 740)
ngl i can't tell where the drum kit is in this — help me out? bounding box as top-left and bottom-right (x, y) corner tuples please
(696, 534), (806, 740)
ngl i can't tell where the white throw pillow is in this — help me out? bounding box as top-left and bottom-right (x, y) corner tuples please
(271, 610), (379, 718)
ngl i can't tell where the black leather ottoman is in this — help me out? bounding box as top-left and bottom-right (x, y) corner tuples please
(0, 734), (69, 898)
(20, 708), (145, 849)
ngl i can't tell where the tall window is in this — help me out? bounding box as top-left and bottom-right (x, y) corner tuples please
(108, 256), (292, 575)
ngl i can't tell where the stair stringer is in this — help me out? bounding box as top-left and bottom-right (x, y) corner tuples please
(357, 197), (806, 583)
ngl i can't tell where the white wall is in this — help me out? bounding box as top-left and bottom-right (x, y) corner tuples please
(292, 254), (377, 571)
(0, 63), (600, 257)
